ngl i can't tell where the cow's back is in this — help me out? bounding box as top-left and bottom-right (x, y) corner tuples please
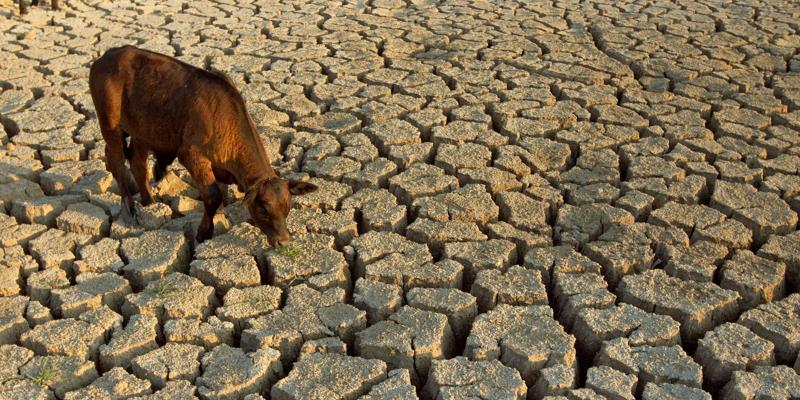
(90, 46), (245, 158)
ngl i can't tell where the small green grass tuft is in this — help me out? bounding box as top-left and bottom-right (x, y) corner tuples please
(284, 275), (309, 288)
(227, 294), (273, 310)
(276, 242), (302, 258)
(45, 277), (69, 288)
(26, 359), (61, 387)
(149, 279), (177, 299)
(245, 293), (273, 309)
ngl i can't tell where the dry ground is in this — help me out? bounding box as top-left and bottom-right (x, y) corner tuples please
(1, 0), (800, 399)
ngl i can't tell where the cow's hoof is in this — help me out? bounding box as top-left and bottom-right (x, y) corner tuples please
(119, 199), (138, 225)
(195, 232), (210, 244)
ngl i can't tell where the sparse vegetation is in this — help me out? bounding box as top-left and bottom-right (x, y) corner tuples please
(26, 359), (61, 387)
(148, 279), (177, 299)
(284, 275), (309, 288)
(276, 242), (302, 258)
(45, 277), (69, 288)
(244, 293), (273, 309)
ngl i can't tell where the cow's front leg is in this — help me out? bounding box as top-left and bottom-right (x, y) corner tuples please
(178, 148), (221, 243)
(196, 183), (222, 243)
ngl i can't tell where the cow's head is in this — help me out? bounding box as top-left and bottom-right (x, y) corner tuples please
(244, 177), (317, 246)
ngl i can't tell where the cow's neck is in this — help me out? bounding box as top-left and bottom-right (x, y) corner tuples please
(230, 112), (278, 194)
(234, 139), (276, 194)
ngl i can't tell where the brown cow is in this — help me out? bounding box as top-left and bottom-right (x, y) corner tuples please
(89, 45), (317, 245)
(18, 0), (59, 15)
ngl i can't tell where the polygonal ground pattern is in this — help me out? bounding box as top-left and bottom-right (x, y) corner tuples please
(1, 0), (800, 398)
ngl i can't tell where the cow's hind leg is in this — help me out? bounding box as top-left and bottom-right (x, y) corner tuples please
(102, 128), (137, 222)
(51, 0), (58, 10)
(119, 131), (140, 196)
(19, 0), (27, 14)
(90, 61), (136, 222)
(94, 111), (136, 221)
(178, 147), (221, 243)
(129, 142), (154, 207)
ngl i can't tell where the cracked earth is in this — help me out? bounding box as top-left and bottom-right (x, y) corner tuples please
(1, 0), (800, 399)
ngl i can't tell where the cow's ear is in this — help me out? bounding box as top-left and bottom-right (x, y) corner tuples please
(288, 180), (317, 195)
